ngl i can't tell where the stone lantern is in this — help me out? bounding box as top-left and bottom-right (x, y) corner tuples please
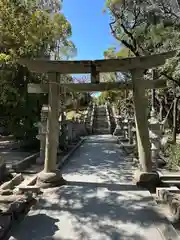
(122, 118), (129, 139)
(148, 109), (162, 169)
(113, 115), (123, 136)
(128, 118), (134, 145)
(36, 105), (49, 164)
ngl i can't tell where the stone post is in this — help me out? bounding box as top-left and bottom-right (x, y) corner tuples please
(148, 109), (162, 170)
(36, 105), (48, 164)
(37, 73), (66, 188)
(90, 104), (95, 134)
(58, 87), (67, 151)
(113, 115), (123, 136)
(128, 119), (134, 145)
(131, 69), (152, 172)
(122, 118), (128, 139)
(105, 102), (111, 132)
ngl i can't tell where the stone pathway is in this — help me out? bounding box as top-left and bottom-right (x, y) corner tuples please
(9, 135), (180, 240)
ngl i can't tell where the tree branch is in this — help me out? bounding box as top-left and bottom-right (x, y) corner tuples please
(161, 72), (180, 87)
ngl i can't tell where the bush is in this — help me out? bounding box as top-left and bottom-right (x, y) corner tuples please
(165, 144), (180, 170)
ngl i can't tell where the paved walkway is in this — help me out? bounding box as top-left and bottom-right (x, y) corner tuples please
(9, 135), (180, 240)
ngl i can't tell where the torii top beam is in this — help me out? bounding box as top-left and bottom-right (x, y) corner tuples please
(19, 51), (175, 74)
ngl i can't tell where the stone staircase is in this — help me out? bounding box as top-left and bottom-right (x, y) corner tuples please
(93, 105), (111, 134)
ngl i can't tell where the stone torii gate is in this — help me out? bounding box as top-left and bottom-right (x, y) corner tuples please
(19, 50), (175, 188)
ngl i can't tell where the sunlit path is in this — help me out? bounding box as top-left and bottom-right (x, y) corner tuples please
(9, 136), (179, 240)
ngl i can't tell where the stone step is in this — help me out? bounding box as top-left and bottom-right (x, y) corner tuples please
(94, 123), (108, 125)
(160, 175), (180, 181)
(94, 126), (109, 129)
(94, 121), (108, 124)
(95, 118), (108, 120)
(95, 118), (108, 121)
(161, 180), (180, 186)
(94, 119), (108, 121)
(95, 113), (106, 114)
(93, 129), (110, 134)
(94, 123), (109, 126)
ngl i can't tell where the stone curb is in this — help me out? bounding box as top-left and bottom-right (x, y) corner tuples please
(14, 138), (86, 188)
(11, 153), (39, 172)
(57, 138), (85, 169)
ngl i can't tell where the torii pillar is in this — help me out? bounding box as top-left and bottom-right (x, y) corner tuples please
(131, 69), (159, 187)
(37, 73), (66, 188)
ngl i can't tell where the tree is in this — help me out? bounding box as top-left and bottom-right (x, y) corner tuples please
(104, 0), (180, 130)
(0, 0), (74, 60)
(0, 0), (76, 139)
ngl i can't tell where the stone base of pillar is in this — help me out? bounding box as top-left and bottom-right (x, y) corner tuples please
(133, 170), (160, 191)
(36, 150), (45, 165)
(36, 157), (44, 165)
(36, 170), (67, 188)
(121, 142), (136, 153)
(113, 126), (123, 136)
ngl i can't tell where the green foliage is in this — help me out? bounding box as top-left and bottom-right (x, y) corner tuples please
(165, 144), (180, 170)
(0, 0), (75, 139)
(105, 0), (180, 73)
(103, 0), (180, 124)
(0, 0), (74, 60)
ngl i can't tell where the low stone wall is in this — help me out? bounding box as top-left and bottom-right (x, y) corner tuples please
(65, 119), (87, 143)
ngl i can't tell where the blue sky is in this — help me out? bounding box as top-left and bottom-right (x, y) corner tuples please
(62, 0), (115, 60)
(62, 0), (117, 97)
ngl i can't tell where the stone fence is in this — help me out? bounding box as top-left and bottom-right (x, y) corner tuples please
(64, 118), (87, 144)
(35, 104), (90, 164)
(113, 104), (165, 169)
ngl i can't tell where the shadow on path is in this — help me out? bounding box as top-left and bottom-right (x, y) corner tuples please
(62, 141), (134, 183)
(9, 214), (59, 240)
(8, 136), (178, 240)
(66, 180), (147, 191)
(24, 184), (172, 240)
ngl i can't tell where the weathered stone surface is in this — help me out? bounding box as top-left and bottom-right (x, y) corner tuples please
(155, 187), (180, 222)
(156, 187), (180, 201)
(0, 189), (13, 196)
(36, 156), (44, 165)
(18, 186), (41, 195)
(0, 194), (29, 203)
(0, 214), (12, 239)
(170, 199), (180, 222)
(133, 170), (160, 188)
(36, 170), (67, 188)
(0, 160), (8, 182)
(0, 173), (24, 190)
(113, 126), (122, 136)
